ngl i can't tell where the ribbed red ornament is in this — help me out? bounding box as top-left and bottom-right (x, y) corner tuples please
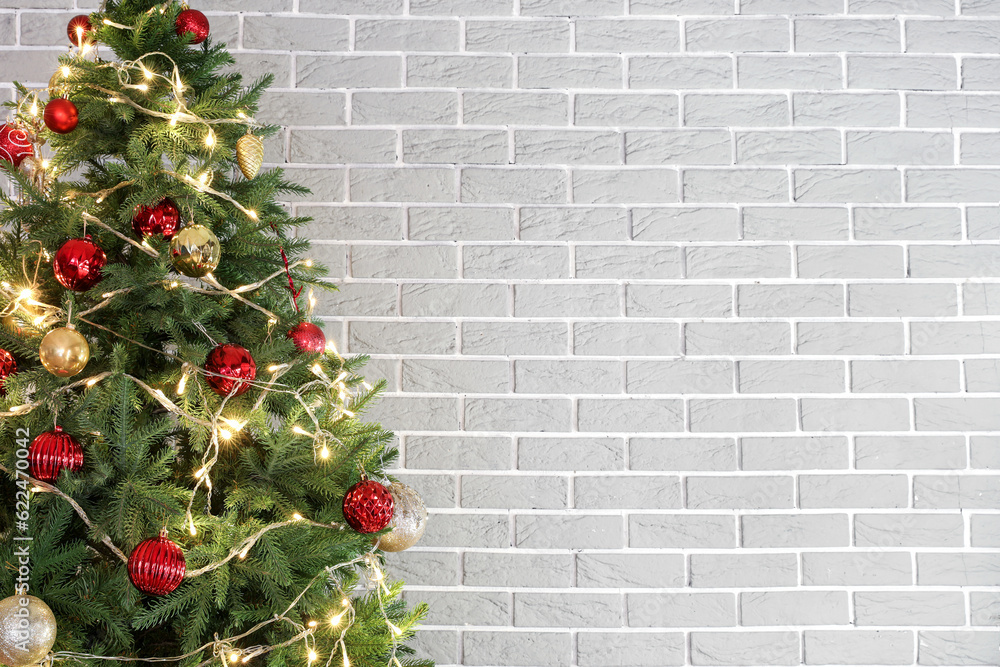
(54, 236), (106, 292)
(28, 426), (83, 482)
(44, 98), (79, 134)
(286, 322), (326, 354)
(128, 528), (186, 596)
(204, 344), (256, 397)
(175, 9), (209, 44)
(0, 348), (16, 397)
(342, 480), (394, 534)
(133, 198), (181, 240)
(0, 124), (33, 169)
(66, 15), (92, 47)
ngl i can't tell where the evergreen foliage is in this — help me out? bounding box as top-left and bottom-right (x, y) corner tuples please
(0, 1), (429, 665)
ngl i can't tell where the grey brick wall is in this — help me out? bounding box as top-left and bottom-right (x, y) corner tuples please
(4, 1), (1000, 665)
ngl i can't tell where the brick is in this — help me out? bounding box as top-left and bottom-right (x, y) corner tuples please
(907, 92), (1000, 127)
(349, 321), (456, 355)
(406, 435), (512, 470)
(801, 398), (910, 431)
(685, 168), (790, 202)
(855, 513), (965, 548)
(298, 0), (402, 11)
(854, 206), (962, 240)
(403, 129), (508, 164)
(466, 397), (571, 432)
(630, 514), (737, 548)
(247, 16), (348, 52)
(794, 92), (901, 126)
(578, 398), (684, 433)
(577, 553), (685, 588)
(516, 129), (622, 165)
(630, 56), (733, 90)
(520, 0), (621, 14)
(407, 55), (513, 88)
(687, 18), (790, 52)
(684, 94), (790, 127)
(463, 168), (568, 204)
(633, 207), (740, 241)
(794, 169), (902, 203)
(691, 632), (800, 666)
(420, 512), (509, 548)
(916, 397), (1000, 431)
(515, 592), (622, 628)
(849, 55), (956, 90)
(407, 589), (509, 626)
(627, 360), (734, 394)
(515, 283), (620, 317)
(576, 475), (682, 509)
(410, 0), (511, 13)
(911, 322), (1000, 355)
(297, 55), (401, 89)
(969, 359), (1000, 391)
(409, 206), (515, 241)
(739, 55), (844, 90)
(856, 436), (967, 469)
(918, 631), (1000, 666)
(519, 437), (625, 471)
(631, 438), (738, 471)
(351, 244), (456, 278)
(739, 360), (846, 394)
(627, 284), (733, 317)
(960, 131), (1000, 164)
(687, 475), (795, 508)
(972, 514), (1000, 547)
(800, 474), (909, 508)
(850, 359), (960, 392)
(520, 56), (623, 89)
(403, 359), (509, 393)
(574, 322), (681, 357)
(737, 130), (842, 165)
(915, 475), (1000, 509)
(393, 473), (456, 507)
(850, 0), (954, 12)
(908, 19), (1000, 53)
(971, 437), (1000, 469)
(909, 169), (1000, 203)
(741, 591), (848, 626)
(690, 553), (798, 588)
(465, 19), (570, 53)
(577, 633), (684, 667)
(738, 284), (844, 317)
(743, 206), (849, 240)
(918, 553), (1000, 585)
(690, 399), (798, 432)
(576, 19), (681, 53)
(577, 245), (683, 279)
(961, 57), (1000, 90)
(970, 592), (1000, 625)
(315, 282), (395, 317)
(573, 169), (679, 203)
(517, 359), (622, 396)
(385, 550), (458, 588)
(797, 322), (905, 355)
(350, 167), (455, 203)
(847, 130), (954, 165)
(741, 437), (850, 470)
(743, 0), (845, 11)
(630, 0), (733, 13)
(687, 246), (791, 277)
(462, 474), (568, 509)
(575, 93), (678, 127)
(463, 321), (568, 356)
(520, 207), (628, 242)
(409, 630), (458, 665)
(742, 514), (850, 547)
(465, 91), (568, 125)
(803, 552), (912, 586)
(628, 593), (736, 628)
(300, 206), (401, 241)
(356, 18), (459, 51)
(464, 244), (570, 279)
(402, 283), (509, 317)
(465, 552), (572, 587)
(516, 514), (623, 549)
(804, 631), (914, 666)
(687, 323), (793, 355)
(795, 18), (900, 52)
(464, 632), (570, 667)
(352, 91), (459, 125)
(627, 130), (732, 165)
(856, 592), (966, 626)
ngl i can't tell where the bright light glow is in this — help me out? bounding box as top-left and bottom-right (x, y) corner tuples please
(307, 651), (317, 663)
(308, 621), (318, 628)
(194, 468), (207, 479)
(320, 446), (330, 459)
(292, 513), (304, 521)
(330, 612), (345, 626)
(81, 42), (92, 56)
(341, 641), (350, 667)
(102, 292), (114, 299)
(86, 377), (100, 387)
(219, 428), (233, 440)
(304, 259), (314, 267)
(326, 341), (339, 355)
(170, 281), (179, 289)
(311, 364), (323, 376)
(60, 66), (71, 77)
(103, 18), (112, 25)
(238, 545), (251, 559)
(136, 83), (149, 92)
(248, 210), (258, 220)
(19, 288), (33, 301)
(142, 66), (153, 80)
(342, 598), (350, 607)
(40, 159), (49, 169)
(169, 113), (179, 126)
(292, 425), (309, 436)
(205, 130), (216, 148)
(221, 418), (245, 432)
(229, 653), (240, 664)
(387, 622), (402, 637)
(29, 102), (38, 116)
(241, 657), (251, 664)
(176, 374), (188, 395)
(32, 315), (46, 326)
(154, 389), (166, 400)
(76, 26), (85, 42)
(189, 523), (197, 537)
(109, 97), (119, 103)
(198, 172), (209, 184)
(236, 111), (246, 119)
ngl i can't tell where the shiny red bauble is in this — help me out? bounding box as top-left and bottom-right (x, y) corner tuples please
(0, 348), (16, 397)
(128, 529), (186, 596)
(67, 15), (92, 47)
(342, 480), (394, 534)
(175, 9), (209, 44)
(204, 344), (256, 397)
(133, 198), (181, 240)
(28, 426), (84, 482)
(0, 124), (34, 169)
(287, 322), (326, 354)
(43, 98), (79, 134)
(54, 236), (106, 292)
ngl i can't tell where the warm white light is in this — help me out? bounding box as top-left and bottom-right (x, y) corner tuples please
(229, 653), (240, 664)
(29, 102), (38, 117)
(141, 66), (153, 80)
(60, 66), (71, 77)
(330, 612), (345, 626)
(311, 364), (323, 376)
(304, 259), (313, 267)
(387, 622), (402, 637)
(219, 428), (233, 440)
(238, 545), (251, 559)
(308, 621), (318, 628)
(198, 172), (209, 184)
(341, 642), (349, 667)
(194, 467), (207, 479)
(292, 513), (304, 521)
(176, 374), (187, 395)
(320, 446), (330, 459)
(248, 210), (258, 220)
(136, 83), (149, 92)
(19, 288), (32, 300)
(307, 651), (317, 663)
(292, 425), (309, 436)
(205, 130), (216, 148)
(40, 160), (49, 169)
(86, 377), (100, 387)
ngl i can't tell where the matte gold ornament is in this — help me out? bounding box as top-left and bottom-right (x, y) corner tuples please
(376, 482), (427, 553)
(39, 326), (89, 377)
(0, 595), (57, 667)
(235, 133), (263, 180)
(169, 224), (221, 278)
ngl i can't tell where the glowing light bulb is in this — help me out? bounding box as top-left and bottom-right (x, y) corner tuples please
(236, 111), (246, 119)
(136, 83), (149, 92)
(29, 102), (38, 116)
(229, 653), (240, 664)
(40, 159), (49, 169)
(307, 651), (317, 663)
(198, 172), (209, 184)
(60, 66), (71, 77)
(142, 66), (152, 80)
(176, 374), (188, 395)
(248, 210), (258, 220)
(205, 130), (216, 148)
(342, 598), (350, 607)
(221, 418), (245, 432)
(194, 468), (207, 479)
(387, 622), (402, 637)
(308, 621), (318, 628)
(320, 446), (330, 459)
(292, 513), (304, 521)
(219, 428), (233, 440)
(86, 377), (100, 387)
(238, 544), (251, 559)
(189, 523), (197, 537)
(330, 612), (344, 626)
(292, 425), (309, 436)
(19, 288), (33, 300)
(304, 259), (314, 267)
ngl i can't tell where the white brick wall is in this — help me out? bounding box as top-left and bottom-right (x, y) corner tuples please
(4, 1), (1000, 665)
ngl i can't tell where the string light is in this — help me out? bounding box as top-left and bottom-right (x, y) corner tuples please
(292, 513), (304, 521)
(340, 642), (349, 667)
(60, 65), (71, 77)
(307, 650), (317, 663)
(205, 130), (216, 148)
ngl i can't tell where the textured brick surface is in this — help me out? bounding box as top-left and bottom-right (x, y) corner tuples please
(6, 4), (997, 666)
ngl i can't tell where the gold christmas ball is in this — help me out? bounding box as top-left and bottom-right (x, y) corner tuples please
(236, 133), (263, 180)
(48, 70), (68, 96)
(39, 326), (89, 377)
(0, 595), (57, 667)
(376, 482), (427, 553)
(169, 224), (221, 278)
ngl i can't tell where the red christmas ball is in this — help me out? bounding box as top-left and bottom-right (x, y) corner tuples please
(205, 344), (256, 397)
(54, 236), (106, 292)
(0, 348), (16, 397)
(176, 9), (209, 44)
(287, 322), (326, 355)
(28, 426), (83, 482)
(128, 529), (186, 596)
(0, 124), (34, 169)
(133, 198), (181, 240)
(67, 15), (92, 47)
(342, 479), (394, 534)
(43, 98), (79, 134)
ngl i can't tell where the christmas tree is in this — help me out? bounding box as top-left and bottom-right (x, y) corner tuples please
(0, 2), (430, 667)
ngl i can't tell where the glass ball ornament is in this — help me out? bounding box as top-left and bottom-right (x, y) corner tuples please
(43, 98), (78, 134)
(66, 15), (92, 47)
(376, 482), (427, 552)
(53, 236), (106, 292)
(204, 344), (256, 397)
(0, 348), (16, 396)
(0, 595), (57, 667)
(133, 198), (181, 240)
(342, 479), (394, 534)
(287, 322), (326, 354)
(169, 224), (220, 278)
(128, 528), (186, 596)
(39, 326), (90, 377)
(175, 9), (209, 44)
(29, 425), (84, 482)
(0, 124), (33, 169)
